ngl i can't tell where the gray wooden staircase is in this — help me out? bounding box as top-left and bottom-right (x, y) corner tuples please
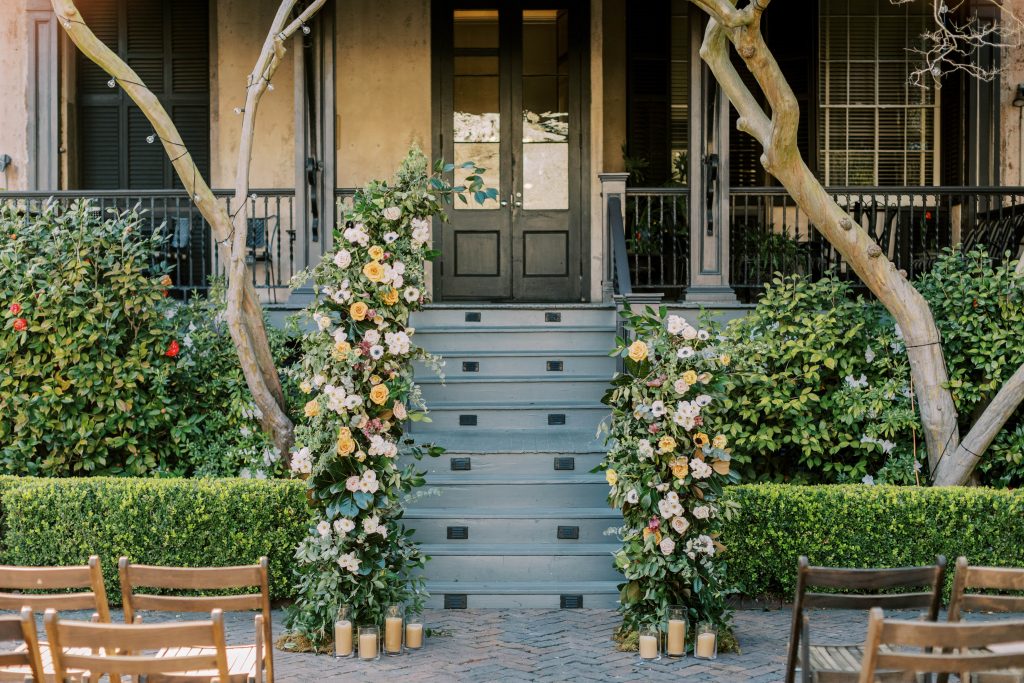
(406, 304), (621, 609)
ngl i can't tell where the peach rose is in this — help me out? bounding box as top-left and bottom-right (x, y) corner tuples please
(362, 261), (385, 282)
(369, 383), (390, 406)
(349, 302), (369, 321)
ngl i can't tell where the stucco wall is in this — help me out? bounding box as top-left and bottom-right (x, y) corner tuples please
(210, 0), (296, 188)
(1001, 0), (1024, 185)
(335, 0), (431, 188)
(0, 0), (29, 191)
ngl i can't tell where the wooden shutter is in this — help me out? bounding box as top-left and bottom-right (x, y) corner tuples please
(626, 1), (671, 186)
(76, 0), (209, 190)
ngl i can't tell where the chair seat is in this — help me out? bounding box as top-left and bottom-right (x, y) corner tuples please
(148, 644), (260, 683)
(804, 644), (921, 683)
(0, 643), (91, 682)
(969, 642), (1024, 683)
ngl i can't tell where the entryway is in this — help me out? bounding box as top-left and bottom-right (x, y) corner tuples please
(433, 2), (588, 302)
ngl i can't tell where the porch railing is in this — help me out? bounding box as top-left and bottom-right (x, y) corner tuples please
(626, 185), (1024, 303)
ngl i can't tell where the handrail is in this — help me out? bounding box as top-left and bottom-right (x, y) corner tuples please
(626, 185), (1024, 195)
(608, 194), (632, 296)
(0, 188), (296, 198)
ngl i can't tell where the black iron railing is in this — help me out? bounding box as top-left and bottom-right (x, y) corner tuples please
(627, 186), (1024, 303)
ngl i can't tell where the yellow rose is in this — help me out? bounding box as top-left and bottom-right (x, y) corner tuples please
(627, 340), (649, 362)
(334, 340), (352, 356)
(299, 381), (312, 394)
(670, 458), (689, 480)
(350, 302), (368, 321)
(693, 432), (709, 448)
(682, 370), (698, 385)
(605, 469), (618, 486)
(382, 289), (400, 306)
(658, 436), (677, 453)
(369, 383), (390, 405)
(303, 400), (320, 418)
(363, 261), (385, 282)
(373, 315), (384, 325)
(720, 354), (731, 366)
(368, 245), (385, 261)
(712, 434), (728, 449)
(336, 428), (356, 456)
(370, 375), (382, 384)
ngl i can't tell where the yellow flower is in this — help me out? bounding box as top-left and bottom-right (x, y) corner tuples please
(682, 370), (698, 385)
(720, 354), (731, 366)
(336, 428), (356, 456)
(303, 400), (320, 418)
(368, 245), (385, 261)
(643, 528), (663, 544)
(627, 340), (649, 362)
(712, 434), (728, 449)
(373, 315), (385, 325)
(350, 301), (368, 321)
(605, 469), (618, 486)
(670, 458), (689, 480)
(299, 381), (312, 394)
(334, 340), (351, 356)
(363, 261), (385, 282)
(370, 375), (382, 384)
(382, 288), (400, 305)
(369, 383), (390, 406)
(658, 436), (677, 453)
(698, 372), (712, 384)
(159, 274), (173, 287)
(693, 432), (709, 448)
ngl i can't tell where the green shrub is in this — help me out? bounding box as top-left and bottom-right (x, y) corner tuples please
(0, 202), (183, 475)
(717, 274), (919, 484)
(723, 483), (1024, 599)
(0, 477), (308, 601)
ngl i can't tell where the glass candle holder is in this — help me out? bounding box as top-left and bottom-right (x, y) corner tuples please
(383, 604), (404, 656)
(695, 623), (718, 660)
(357, 625), (380, 661)
(665, 605), (687, 658)
(334, 604), (354, 658)
(638, 626), (661, 661)
(405, 615), (424, 651)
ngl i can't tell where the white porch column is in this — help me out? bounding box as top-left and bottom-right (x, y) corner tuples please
(599, 172), (629, 302)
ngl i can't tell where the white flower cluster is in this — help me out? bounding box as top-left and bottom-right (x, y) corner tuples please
(343, 223), (369, 246)
(382, 261), (406, 288)
(345, 469), (380, 493)
(411, 217), (431, 246)
(290, 446), (313, 474)
(672, 400), (702, 431)
(384, 330), (411, 356)
(368, 435), (398, 458)
(684, 534), (716, 559)
(658, 491), (684, 518)
(666, 315), (699, 340)
(362, 514), (387, 537)
(689, 458), (713, 480)
(337, 551), (361, 574)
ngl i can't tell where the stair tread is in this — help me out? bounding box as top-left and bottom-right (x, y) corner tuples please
(405, 507), (619, 519)
(421, 543), (618, 556)
(417, 374), (612, 384)
(425, 580), (620, 594)
(426, 474), (605, 485)
(427, 400), (608, 409)
(417, 349), (615, 358)
(419, 303), (615, 310)
(413, 431), (606, 453)
(417, 325), (615, 333)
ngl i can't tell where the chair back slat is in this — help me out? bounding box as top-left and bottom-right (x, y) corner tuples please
(0, 566), (92, 590)
(0, 591), (103, 612)
(61, 653), (221, 676)
(0, 557), (109, 623)
(0, 618), (26, 643)
(880, 618), (1024, 650)
(876, 651), (1024, 675)
(0, 652), (31, 667)
(123, 563), (264, 590)
(964, 565), (1024, 591)
(132, 593), (263, 613)
(959, 594), (1024, 614)
(0, 609), (45, 681)
(950, 558), (1024, 620)
(803, 591), (937, 610)
(804, 565), (942, 591)
(55, 620), (217, 651)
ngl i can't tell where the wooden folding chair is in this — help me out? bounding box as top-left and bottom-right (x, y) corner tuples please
(118, 557), (273, 683)
(0, 556), (110, 682)
(860, 608), (1024, 683)
(0, 608), (45, 682)
(942, 557), (1024, 683)
(786, 555), (947, 683)
(45, 607), (230, 683)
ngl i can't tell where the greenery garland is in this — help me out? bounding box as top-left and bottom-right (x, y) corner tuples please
(600, 305), (740, 641)
(282, 150), (493, 649)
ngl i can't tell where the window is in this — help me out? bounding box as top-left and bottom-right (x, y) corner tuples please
(819, 0), (938, 186)
(76, 0), (209, 189)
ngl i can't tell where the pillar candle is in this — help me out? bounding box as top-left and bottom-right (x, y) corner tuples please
(696, 632), (716, 659)
(358, 632), (378, 660)
(334, 620), (353, 657)
(405, 623), (424, 649)
(666, 619), (686, 656)
(638, 634), (659, 659)
(384, 616), (404, 653)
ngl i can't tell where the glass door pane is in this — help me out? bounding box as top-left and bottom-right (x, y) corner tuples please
(453, 10), (501, 210)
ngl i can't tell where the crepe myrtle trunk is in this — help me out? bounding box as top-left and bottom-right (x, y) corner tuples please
(689, 0), (1024, 486)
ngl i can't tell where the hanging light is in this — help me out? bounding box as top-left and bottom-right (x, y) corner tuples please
(1013, 84), (1024, 108)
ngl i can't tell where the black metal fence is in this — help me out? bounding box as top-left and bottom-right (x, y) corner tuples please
(627, 186), (1024, 303)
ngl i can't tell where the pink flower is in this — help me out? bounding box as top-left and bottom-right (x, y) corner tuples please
(648, 517), (661, 530)
(8, 303), (21, 315)
(12, 318), (27, 332)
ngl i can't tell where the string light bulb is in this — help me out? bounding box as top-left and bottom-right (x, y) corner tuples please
(233, 107), (244, 114)
(107, 78), (116, 88)
(267, 83), (274, 91)
(146, 134), (156, 144)
(301, 24), (311, 34)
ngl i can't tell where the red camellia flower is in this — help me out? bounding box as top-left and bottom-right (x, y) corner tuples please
(165, 340), (180, 358)
(12, 318), (27, 332)
(8, 303), (21, 315)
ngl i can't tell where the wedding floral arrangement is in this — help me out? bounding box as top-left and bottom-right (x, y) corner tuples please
(282, 150), (494, 649)
(599, 305), (740, 641)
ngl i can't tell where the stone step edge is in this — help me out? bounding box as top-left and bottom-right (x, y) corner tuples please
(426, 400), (608, 410)
(420, 543), (618, 556)
(415, 349), (616, 358)
(424, 474), (606, 485)
(417, 374), (612, 385)
(424, 580), (621, 595)
(416, 325), (615, 334)
(405, 507), (620, 519)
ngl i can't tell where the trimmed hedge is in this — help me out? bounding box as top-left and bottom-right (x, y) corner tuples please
(0, 479), (1021, 603)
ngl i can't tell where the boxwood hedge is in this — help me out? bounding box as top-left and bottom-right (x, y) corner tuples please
(0, 479), (1020, 603)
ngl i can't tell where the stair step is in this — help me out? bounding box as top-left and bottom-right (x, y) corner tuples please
(419, 376), (609, 403)
(415, 351), (616, 378)
(405, 508), (621, 544)
(415, 545), (621, 582)
(413, 401), (609, 432)
(422, 581), (620, 609)
(416, 327), (614, 353)
(412, 304), (615, 328)
(412, 430), (606, 454)
(414, 476), (610, 508)
(405, 451), (605, 476)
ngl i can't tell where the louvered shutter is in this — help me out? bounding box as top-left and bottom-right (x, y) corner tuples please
(77, 0), (209, 190)
(626, 2), (671, 186)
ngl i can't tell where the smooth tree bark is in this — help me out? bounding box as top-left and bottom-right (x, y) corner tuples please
(689, 0), (1024, 486)
(51, 0), (326, 458)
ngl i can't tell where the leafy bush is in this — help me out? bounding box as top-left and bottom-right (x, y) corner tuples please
(0, 202), (183, 475)
(915, 247), (1024, 487)
(724, 483), (1024, 599)
(717, 274), (919, 484)
(0, 477), (308, 600)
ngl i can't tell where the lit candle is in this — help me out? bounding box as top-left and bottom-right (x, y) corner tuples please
(358, 632), (378, 660)
(384, 616), (404, 654)
(666, 619), (686, 657)
(334, 620), (353, 657)
(405, 623), (424, 650)
(639, 634), (659, 660)
(696, 631), (717, 659)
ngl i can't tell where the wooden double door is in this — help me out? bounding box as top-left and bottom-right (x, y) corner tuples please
(434, 2), (586, 301)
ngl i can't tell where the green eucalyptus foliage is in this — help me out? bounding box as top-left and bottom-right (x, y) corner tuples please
(0, 202), (182, 475)
(915, 247), (1024, 487)
(717, 274), (919, 485)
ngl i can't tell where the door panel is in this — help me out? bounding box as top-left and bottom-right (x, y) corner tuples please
(437, 2), (582, 301)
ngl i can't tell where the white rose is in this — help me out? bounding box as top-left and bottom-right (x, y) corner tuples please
(671, 516), (690, 535)
(364, 329), (380, 344)
(693, 505), (713, 520)
(382, 206), (402, 221)
(345, 476), (360, 492)
(334, 249), (351, 269)
(666, 315), (686, 335)
(674, 379), (690, 394)
(659, 537), (676, 555)
(682, 326), (698, 341)
(316, 521), (331, 537)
